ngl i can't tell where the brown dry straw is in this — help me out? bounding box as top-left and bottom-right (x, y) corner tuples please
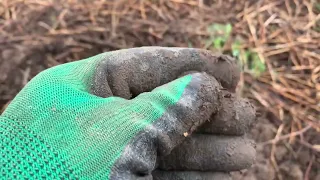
(1, 0), (319, 179)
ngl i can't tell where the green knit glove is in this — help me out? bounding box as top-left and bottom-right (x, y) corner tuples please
(1, 47), (252, 180)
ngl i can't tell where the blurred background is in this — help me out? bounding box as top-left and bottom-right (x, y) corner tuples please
(0, 0), (319, 179)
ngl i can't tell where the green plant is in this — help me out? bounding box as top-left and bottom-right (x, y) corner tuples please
(205, 23), (232, 49)
(250, 52), (266, 77)
(205, 23), (266, 77)
(231, 40), (266, 77)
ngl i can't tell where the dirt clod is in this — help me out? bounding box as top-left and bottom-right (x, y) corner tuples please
(279, 161), (303, 180)
(199, 92), (256, 136)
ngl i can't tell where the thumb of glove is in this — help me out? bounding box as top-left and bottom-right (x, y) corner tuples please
(109, 72), (222, 179)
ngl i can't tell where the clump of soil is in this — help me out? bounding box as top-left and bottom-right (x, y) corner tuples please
(232, 117), (320, 180)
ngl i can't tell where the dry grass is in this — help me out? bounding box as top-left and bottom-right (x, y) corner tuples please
(234, 1), (320, 179)
(237, 0), (320, 128)
(0, 0), (319, 179)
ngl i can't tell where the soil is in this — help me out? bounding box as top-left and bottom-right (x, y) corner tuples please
(159, 135), (256, 171)
(199, 92), (256, 136)
(232, 117), (320, 180)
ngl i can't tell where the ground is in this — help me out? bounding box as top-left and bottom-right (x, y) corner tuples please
(0, 0), (319, 179)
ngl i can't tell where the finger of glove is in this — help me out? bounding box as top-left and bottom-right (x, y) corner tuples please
(92, 47), (239, 99)
(152, 171), (231, 180)
(109, 73), (222, 179)
(157, 135), (256, 171)
(197, 92), (256, 135)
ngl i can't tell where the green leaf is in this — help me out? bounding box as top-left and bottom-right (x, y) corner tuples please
(232, 48), (240, 57)
(251, 53), (266, 77)
(213, 37), (223, 50)
(243, 50), (251, 64)
(225, 23), (232, 36)
(205, 23), (233, 51)
(231, 40), (241, 57)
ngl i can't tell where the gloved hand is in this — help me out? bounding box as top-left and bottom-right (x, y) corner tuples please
(153, 91), (256, 180)
(1, 47), (256, 180)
